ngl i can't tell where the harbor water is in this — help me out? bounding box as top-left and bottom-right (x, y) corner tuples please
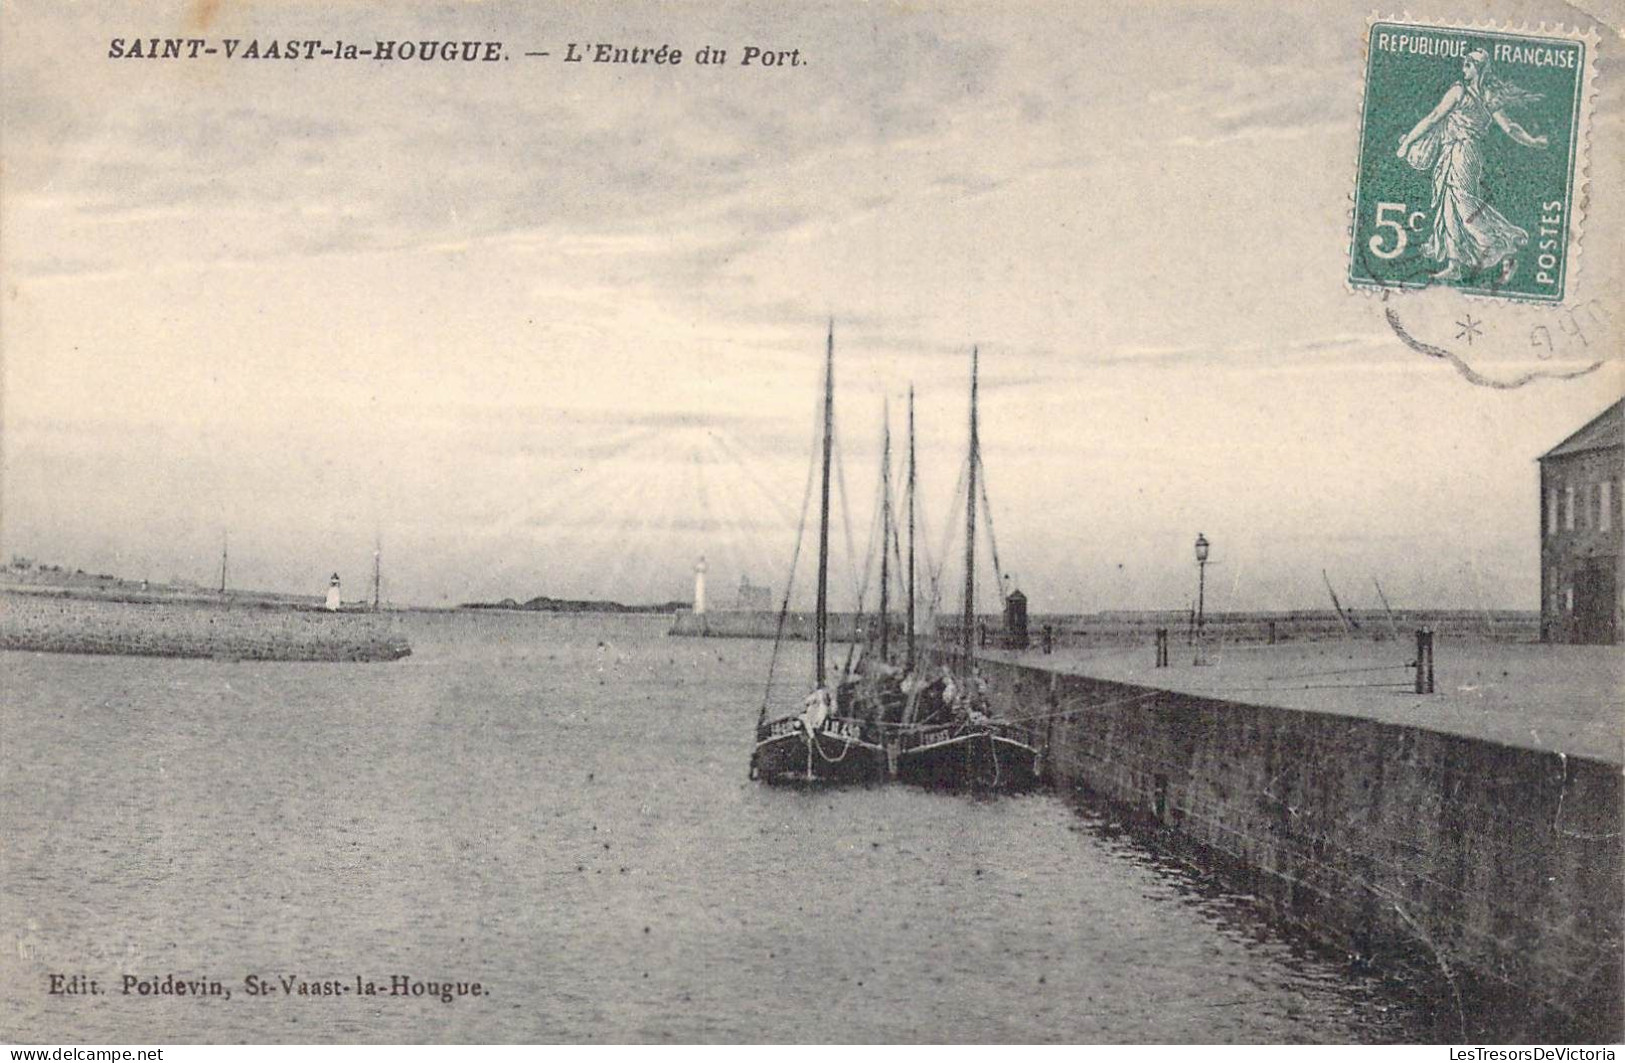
(2, 612), (1433, 1042)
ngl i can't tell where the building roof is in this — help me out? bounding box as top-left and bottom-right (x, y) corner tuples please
(1540, 398), (1624, 461)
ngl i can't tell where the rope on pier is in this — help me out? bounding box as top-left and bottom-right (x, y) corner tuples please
(996, 687), (1166, 727)
(1288, 681), (1413, 691)
(1263, 662), (1413, 680)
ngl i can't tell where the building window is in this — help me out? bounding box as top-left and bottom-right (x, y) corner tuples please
(1548, 487), (1559, 536)
(1565, 586), (1574, 613)
(1603, 481), (1614, 532)
(1565, 485), (1576, 530)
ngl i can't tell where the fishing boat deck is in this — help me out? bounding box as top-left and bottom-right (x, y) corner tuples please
(981, 639), (1624, 765)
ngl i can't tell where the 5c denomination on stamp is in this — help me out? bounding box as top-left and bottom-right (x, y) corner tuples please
(1350, 20), (1596, 303)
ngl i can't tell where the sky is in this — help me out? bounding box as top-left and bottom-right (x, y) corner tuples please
(2, 0), (1622, 611)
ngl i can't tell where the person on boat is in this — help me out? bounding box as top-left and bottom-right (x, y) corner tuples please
(858, 658), (907, 723)
(879, 671), (907, 724)
(897, 669), (933, 725)
(949, 668), (992, 722)
(801, 688), (832, 732)
(1396, 47), (1548, 283)
(838, 673), (885, 724)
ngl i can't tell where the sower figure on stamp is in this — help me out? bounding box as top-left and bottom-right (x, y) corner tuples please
(1396, 47), (1548, 284)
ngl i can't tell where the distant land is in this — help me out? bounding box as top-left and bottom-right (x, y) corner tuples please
(4, 558), (341, 609)
(460, 595), (691, 615)
(2, 560), (694, 615)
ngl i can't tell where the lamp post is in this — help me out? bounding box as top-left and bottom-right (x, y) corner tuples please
(1194, 533), (1210, 665)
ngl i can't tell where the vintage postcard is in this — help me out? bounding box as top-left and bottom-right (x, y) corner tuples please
(2, 0), (1621, 1049)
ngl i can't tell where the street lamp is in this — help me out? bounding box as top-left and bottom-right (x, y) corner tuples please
(1194, 533), (1210, 664)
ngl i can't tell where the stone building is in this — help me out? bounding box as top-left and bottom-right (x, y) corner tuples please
(733, 575), (773, 612)
(1539, 399), (1623, 644)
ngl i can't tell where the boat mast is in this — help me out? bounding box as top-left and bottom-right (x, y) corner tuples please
(815, 321), (835, 689)
(879, 403), (891, 663)
(962, 346), (978, 667)
(906, 386), (916, 672)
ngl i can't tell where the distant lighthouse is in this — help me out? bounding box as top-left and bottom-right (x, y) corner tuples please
(693, 556), (708, 616)
(325, 573), (342, 611)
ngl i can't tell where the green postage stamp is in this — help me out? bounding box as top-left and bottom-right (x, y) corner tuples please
(1350, 20), (1596, 302)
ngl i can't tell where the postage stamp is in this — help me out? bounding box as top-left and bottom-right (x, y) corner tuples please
(1349, 20), (1596, 303)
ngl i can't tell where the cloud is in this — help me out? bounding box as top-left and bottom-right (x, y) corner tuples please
(5, 1), (1614, 611)
(3, 1), (1035, 283)
(1046, 332), (1397, 373)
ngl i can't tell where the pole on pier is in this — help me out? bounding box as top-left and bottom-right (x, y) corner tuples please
(1414, 628), (1435, 694)
(1155, 628), (1169, 668)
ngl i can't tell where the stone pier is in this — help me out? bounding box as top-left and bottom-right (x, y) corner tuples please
(979, 641), (1622, 1041)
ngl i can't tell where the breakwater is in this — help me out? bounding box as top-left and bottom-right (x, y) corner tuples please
(978, 655), (1623, 1041)
(669, 609), (866, 641)
(0, 591), (412, 662)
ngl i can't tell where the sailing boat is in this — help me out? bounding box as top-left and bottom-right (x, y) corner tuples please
(750, 324), (887, 784)
(850, 402), (909, 701)
(894, 347), (1040, 790)
(840, 397), (915, 777)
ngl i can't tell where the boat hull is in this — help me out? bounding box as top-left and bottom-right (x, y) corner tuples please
(894, 723), (1040, 790)
(752, 716), (887, 784)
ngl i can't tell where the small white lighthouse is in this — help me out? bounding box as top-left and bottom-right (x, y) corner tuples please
(325, 572), (342, 611)
(693, 556), (708, 616)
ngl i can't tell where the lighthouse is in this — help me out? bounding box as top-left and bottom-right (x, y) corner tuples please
(325, 573), (342, 611)
(693, 556), (708, 616)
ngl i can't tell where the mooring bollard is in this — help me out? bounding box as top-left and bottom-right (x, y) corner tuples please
(1155, 627), (1169, 668)
(1414, 628), (1435, 694)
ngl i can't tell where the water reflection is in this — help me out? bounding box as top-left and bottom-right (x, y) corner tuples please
(1, 612), (1446, 1042)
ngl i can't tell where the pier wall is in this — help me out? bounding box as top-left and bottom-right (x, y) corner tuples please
(981, 611), (1541, 648)
(671, 609), (1541, 646)
(979, 658), (1623, 1041)
(0, 592), (412, 662)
